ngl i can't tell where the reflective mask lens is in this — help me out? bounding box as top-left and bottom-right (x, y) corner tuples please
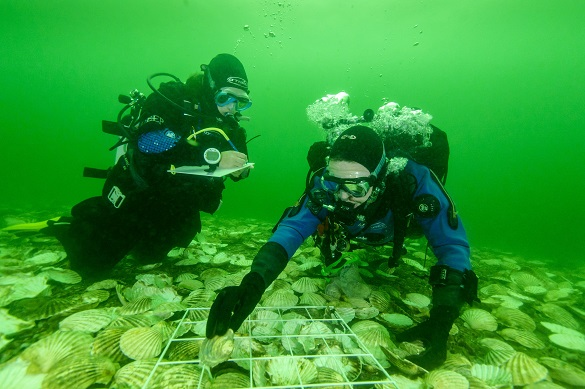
(214, 91), (252, 111)
(321, 173), (372, 198)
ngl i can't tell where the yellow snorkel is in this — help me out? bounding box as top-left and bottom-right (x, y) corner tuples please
(186, 127), (238, 151)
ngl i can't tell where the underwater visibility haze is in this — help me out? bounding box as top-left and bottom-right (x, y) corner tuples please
(1, 1), (585, 388)
(1, 0), (584, 266)
(1, 0), (585, 265)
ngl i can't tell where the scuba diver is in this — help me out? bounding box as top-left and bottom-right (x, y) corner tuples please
(206, 124), (478, 371)
(37, 53), (253, 278)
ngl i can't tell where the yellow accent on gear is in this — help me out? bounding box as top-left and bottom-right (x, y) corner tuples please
(2, 217), (60, 232)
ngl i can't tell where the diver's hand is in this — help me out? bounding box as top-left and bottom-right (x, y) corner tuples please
(219, 150), (248, 170)
(206, 272), (265, 339)
(395, 305), (458, 370)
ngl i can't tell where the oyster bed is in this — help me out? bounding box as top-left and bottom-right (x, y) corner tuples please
(1, 210), (585, 388)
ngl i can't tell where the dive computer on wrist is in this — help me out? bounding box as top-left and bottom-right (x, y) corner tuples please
(203, 148), (221, 165)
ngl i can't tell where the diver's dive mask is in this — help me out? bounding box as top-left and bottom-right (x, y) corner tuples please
(319, 143), (387, 199)
(214, 87), (252, 111)
(320, 173), (374, 198)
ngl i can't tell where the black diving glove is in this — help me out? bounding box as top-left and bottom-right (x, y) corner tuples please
(206, 271), (265, 339)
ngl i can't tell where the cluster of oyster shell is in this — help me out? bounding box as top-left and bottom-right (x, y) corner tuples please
(0, 211), (584, 388)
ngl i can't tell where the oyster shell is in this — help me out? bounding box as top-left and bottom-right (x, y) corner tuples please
(299, 292), (327, 306)
(149, 364), (205, 389)
(540, 321), (585, 337)
(59, 308), (116, 333)
(369, 290), (391, 312)
(266, 357), (318, 386)
(177, 279), (205, 291)
(20, 330), (93, 374)
(470, 363), (513, 387)
(174, 256), (200, 266)
(168, 339), (202, 361)
(200, 268), (228, 281)
(210, 251), (231, 265)
(352, 320), (395, 365)
(0, 274), (50, 306)
(499, 328), (546, 349)
(82, 289), (110, 304)
(538, 303), (579, 329)
(209, 371), (250, 388)
(199, 328), (235, 368)
(424, 369), (469, 389)
(152, 320), (176, 342)
(24, 251), (64, 265)
(480, 283), (512, 298)
(110, 359), (161, 388)
(355, 306), (379, 320)
(379, 313), (413, 328)
(91, 328), (127, 363)
(316, 366), (348, 387)
(0, 358), (44, 388)
(262, 288), (299, 307)
(230, 257), (253, 267)
(11, 296), (79, 321)
(380, 346), (427, 376)
(39, 267), (82, 284)
(108, 314), (157, 329)
(487, 294), (524, 309)
(332, 301), (356, 323)
(548, 333), (585, 352)
(402, 257), (427, 271)
(42, 355), (117, 389)
(347, 297), (371, 309)
(298, 321), (333, 353)
(182, 289), (216, 308)
(292, 277), (321, 293)
(539, 357), (585, 386)
(460, 308), (498, 331)
(505, 352), (548, 386)
(204, 276), (226, 292)
(544, 288), (573, 302)
(86, 279), (118, 291)
(351, 320), (394, 349)
(117, 296), (153, 316)
(492, 306), (536, 331)
(507, 290), (536, 303)
(0, 308), (35, 335)
(119, 326), (163, 360)
(174, 273), (198, 283)
(324, 282), (343, 300)
(524, 285), (548, 295)
(441, 353), (472, 373)
(297, 260), (322, 271)
(479, 337), (516, 366)
(314, 344), (362, 381)
(402, 293), (431, 309)
(510, 271), (544, 288)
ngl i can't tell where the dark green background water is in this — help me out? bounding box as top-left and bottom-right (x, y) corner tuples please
(1, 1), (584, 266)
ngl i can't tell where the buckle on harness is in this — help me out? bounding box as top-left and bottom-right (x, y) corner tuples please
(107, 185), (126, 208)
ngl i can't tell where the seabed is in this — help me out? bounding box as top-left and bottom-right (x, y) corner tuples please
(1, 210), (585, 388)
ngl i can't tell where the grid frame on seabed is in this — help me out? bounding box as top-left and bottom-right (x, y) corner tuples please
(142, 306), (400, 389)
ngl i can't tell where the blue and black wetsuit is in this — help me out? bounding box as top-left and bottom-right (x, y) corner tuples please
(49, 79), (249, 275)
(250, 159), (470, 287)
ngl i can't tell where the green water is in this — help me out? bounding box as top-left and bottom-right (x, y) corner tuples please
(1, 0), (584, 266)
